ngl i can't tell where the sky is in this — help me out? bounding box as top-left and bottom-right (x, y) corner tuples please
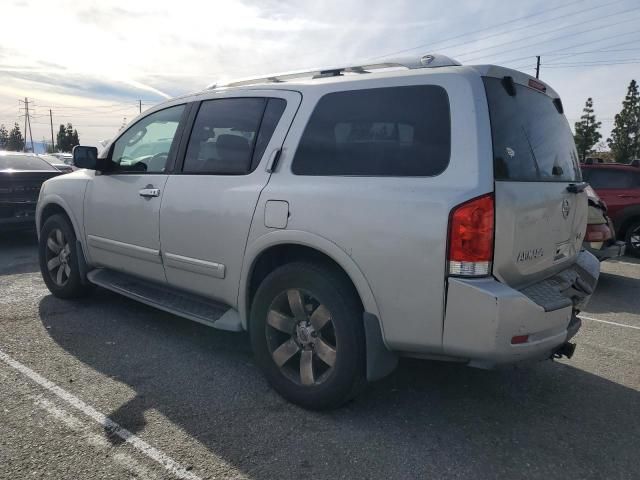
(0, 0), (638, 148)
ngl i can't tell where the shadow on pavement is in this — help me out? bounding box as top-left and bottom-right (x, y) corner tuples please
(39, 291), (639, 479)
(0, 229), (39, 276)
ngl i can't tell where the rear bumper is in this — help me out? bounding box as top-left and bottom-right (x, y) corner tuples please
(442, 251), (599, 367)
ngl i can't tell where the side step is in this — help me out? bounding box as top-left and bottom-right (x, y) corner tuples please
(87, 269), (243, 332)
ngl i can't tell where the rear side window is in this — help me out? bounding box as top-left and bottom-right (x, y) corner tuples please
(483, 77), (581, 182)
(292, 85), (450, 176)
(584, 168), (639, 189)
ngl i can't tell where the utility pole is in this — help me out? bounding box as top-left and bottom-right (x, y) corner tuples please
(535, 56), (541, 79)
(26, 101), (34, 153)
(138, 99), (142, 114)
(20, 97), (34, 152)
(49, 109), (55, 152)
(23, 98), (28, 152)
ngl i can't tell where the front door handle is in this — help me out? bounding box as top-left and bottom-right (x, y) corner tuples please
(139, 188), (160, 198)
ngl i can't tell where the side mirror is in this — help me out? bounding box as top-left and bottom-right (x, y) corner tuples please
(72, 145), (98, 170)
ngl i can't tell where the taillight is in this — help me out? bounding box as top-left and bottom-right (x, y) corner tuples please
(448, 193), (494, 276)
(585, 223), (611, 242)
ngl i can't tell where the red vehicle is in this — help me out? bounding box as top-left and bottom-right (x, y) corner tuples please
(581, 161), (640, 256)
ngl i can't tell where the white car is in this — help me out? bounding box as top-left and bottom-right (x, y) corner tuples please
(36, 54), (599, 409)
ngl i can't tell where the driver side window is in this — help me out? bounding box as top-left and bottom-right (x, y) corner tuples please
(110, 105), (185, 173)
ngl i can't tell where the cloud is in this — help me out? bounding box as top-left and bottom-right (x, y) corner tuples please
(0, 0), (638, 146)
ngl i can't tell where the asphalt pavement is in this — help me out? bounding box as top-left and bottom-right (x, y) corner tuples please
(0, 230), (638, 479)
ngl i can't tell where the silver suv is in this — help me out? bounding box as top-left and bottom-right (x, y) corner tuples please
(36, 54), (599, 409)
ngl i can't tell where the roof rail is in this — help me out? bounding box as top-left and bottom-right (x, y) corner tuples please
(208, 53), (461, 89)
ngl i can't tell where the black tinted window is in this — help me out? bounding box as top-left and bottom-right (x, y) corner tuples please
(184, 98), (267, 175)
(584, 168), (638, 189)
(251, 98), (286, 170)
(483, 77), (581, 182)
(0, 154), (56, 171)
(292, 86), (450, 176)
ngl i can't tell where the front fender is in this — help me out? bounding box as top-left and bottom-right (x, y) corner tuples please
(36, 193), (87, 256)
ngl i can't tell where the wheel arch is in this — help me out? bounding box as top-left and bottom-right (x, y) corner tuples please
(616, 207), (640, 239)
(37, 196), (82, 242)
(239, 230), (381, 331)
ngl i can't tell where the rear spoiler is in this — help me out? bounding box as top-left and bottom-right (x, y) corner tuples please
(471, 64), (561, 100)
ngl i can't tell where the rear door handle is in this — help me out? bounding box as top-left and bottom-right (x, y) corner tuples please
(139, 188), (160, 198)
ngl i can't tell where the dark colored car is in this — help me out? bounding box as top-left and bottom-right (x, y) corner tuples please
(0, 152), (62, 230)
(38, 154), (74, 174)
(581, 162), (640, 256)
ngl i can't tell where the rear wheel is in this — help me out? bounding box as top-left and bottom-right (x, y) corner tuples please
(250, 262), (365, 410)
(39, 214), (92, 298)
(625, 221), (640, 257)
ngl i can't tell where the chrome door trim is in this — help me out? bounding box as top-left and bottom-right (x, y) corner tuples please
(163, 252), (226, 279)
(87, 235), (162, 264)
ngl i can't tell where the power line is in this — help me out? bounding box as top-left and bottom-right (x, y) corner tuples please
(461, 8), (640, 63)
(542, 60), (640, 68)
(450, 0), (626, 58)
(368, 0), (586, 60)
(496, 30), (640, 66)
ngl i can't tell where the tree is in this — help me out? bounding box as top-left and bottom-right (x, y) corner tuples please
(70, 128), (80, 149)
(56, 124), (67, 152)
(574, 97), (602, 162)
(0, 124), (8, 149)
(607, 79), (640, 162)
(6, 123), (25, 151)
(56, 123), (80, 152)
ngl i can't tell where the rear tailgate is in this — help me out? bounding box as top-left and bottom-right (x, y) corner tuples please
(483, 74), (588, 289)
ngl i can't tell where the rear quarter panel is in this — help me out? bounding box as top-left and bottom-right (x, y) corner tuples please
(247, 68), (494, 353)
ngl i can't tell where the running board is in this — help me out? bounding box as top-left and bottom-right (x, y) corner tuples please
(86, 269), (243, 332)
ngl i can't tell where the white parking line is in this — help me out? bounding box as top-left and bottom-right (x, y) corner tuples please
(580, 315), (640, 331)
(35, 396), (159, 480)
(0, 349), (203, 480)
(610, 260), (639, 267)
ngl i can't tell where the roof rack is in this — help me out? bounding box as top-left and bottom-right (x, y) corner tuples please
(208, 53), (461, 89)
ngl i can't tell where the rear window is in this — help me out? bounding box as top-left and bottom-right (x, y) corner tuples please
(483, 77), (581, 182)
(292, 85), (450, 176)
(0, 154), (56, 171)
(582, 168), (640, 189)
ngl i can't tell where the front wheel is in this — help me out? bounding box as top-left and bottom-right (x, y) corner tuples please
(625, 221), (640, 257)
(250, 262), (366, 410)
(39, 214), (92, 298)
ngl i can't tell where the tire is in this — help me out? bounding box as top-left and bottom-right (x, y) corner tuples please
(625, 221), (640, 257)
(250, 262), (366, 410)
(39, 214), (92, 298)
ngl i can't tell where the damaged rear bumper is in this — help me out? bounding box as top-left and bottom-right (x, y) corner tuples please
(442, 251), (599, 367)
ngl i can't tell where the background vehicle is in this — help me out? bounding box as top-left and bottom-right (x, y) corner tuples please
(38, 154), (74, 174)
(581, 162), (640, 256)
(0, 152), (62, 230)
(50, 152), (74, 165)
(583, 185), (625, 260)
(37, 55), (599, 409)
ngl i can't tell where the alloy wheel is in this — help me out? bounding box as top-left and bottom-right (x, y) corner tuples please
(265, 288), (337, 386)
(45, 228), (71, 287)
